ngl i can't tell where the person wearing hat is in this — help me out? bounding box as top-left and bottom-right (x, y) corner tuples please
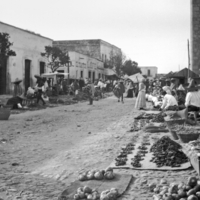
(185, 79), (200, 124)
(13, 78), (23, 97)
(135, 78), (146, 110)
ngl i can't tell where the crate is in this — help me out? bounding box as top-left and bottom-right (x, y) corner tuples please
(0, 108), (11, 120)
(177, 133), (200, 143)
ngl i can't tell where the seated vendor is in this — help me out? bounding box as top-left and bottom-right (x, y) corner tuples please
(159, 91), (178, 111)
(185, 79), (200, 123)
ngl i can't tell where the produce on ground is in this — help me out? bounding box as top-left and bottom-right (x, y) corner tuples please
(79, 168), (115, 181)
(131, 142), (150, 168)
(150, 136), (188, 168)
(115, 143), (135, 166)
(151, 177), (200, 200)
(73, 186), (119, 200)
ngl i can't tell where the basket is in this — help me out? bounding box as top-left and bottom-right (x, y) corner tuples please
(170, 131), (179, 140)
(177, 133), (200, 143)
(165, 119), (185, 131)
(0, 108), (11, 120)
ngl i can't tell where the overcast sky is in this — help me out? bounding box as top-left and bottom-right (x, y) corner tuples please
(0, 0), (190, 73)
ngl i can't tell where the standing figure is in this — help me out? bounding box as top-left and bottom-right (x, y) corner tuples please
(114, 80), (125, 103)
(36, 78), (45, 105)
(135, 78), (146, 110)
(13, 78), (22, 97)
(88, 79), (95, 105)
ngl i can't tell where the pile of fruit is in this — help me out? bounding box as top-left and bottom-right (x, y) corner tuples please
(74, 186), (119, 200)
(150, 136), (188, 168)
(115, 143), (135, 166)
(151, 176), (200, 200)
(131, 142), (150, 168)
(79, 168), (115, 181)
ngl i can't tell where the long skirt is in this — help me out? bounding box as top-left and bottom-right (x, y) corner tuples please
(127, 89), (133, 98)
(135, 91), (146, 109)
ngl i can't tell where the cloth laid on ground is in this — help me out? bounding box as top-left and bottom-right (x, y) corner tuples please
(109, 139), (191, 171)
(59, 173), (133, 199)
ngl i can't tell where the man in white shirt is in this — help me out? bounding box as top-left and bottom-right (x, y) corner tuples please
(160, 91), (178, 111)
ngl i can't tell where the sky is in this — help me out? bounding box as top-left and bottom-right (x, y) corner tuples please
(0, 0), (190, 73)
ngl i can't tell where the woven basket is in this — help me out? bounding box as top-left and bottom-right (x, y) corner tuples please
(177, 133), (200, 143)
(170, 131), (179, 140)
(0, 108), (11, 120)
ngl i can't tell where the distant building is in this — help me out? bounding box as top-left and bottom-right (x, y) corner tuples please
(139, 66), (158, 79)
(0, 21), (53, 94)
(156, 73), (166, 79)
(57, 51), (104, 82)
(53, 39), (121, 66)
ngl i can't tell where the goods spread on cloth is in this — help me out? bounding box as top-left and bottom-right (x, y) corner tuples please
(58, 172), (133, 200)
(109, 136), (191, 171)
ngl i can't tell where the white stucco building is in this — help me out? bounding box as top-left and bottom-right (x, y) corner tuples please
(0, 21), (53, 94)
(57, 51), (104, 82)
(139, 66), (158, 79)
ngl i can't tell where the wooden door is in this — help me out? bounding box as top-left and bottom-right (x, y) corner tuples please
(0, 57), (7, 94)
(93, 71), (95, 82)
(40, 62), (45, 75)
(25, 59), (31, 92)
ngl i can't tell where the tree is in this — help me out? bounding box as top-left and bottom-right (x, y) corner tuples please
(0, 32), (16, 94)
(121, 59), (141, 76)
(41, 46), (70, 72)
(105, 51), (126, 76)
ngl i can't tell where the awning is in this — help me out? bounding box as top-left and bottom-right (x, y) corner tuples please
(41, 71), (69, 78)
(104, 68), (117, 76)
(128, 73), (144, 83)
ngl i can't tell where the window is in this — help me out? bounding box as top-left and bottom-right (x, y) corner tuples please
(102, 54), (104, 61)
(93, 71), (95, 82)
(98, 73), (101, 79)
(148, 69), (151, 76)
(81, 71), (83, 78)
(105, 55), (107, 62)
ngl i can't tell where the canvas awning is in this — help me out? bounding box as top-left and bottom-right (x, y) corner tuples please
(128, 73), (144, 83)
(104, 68), (117, 76)
(41, 71), (69, 78)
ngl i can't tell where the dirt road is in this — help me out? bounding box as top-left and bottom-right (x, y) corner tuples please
(0, 96), (197, 200)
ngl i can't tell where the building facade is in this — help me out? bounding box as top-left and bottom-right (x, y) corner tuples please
(191, 0), (200, 75)
(57, 51), (104, 82)
(0, 21), (53, 94)
(139, 66), (158, 79)
(53, 39), (122, 65)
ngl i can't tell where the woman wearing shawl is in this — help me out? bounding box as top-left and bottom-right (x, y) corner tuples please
(135, 78), (146, 110)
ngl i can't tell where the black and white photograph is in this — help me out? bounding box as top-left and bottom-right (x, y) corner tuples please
(1, 0), (200, 200)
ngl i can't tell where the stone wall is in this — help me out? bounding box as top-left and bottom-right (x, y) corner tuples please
(191, 0), (200, 74)
(53, 40), (101, 60)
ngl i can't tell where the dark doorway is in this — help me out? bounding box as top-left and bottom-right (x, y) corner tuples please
(93, 71), (95, 82)
(25, 59), (31, 92)
(88, 71), (91, 79)
(0, 57), (7, 94)
(40, 62), (45, 75)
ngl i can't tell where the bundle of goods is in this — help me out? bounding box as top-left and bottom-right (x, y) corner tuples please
(73, 186), (119, 200)
(131, 142), (150, 168)
(152, 176), (200, 200)
(151, 113), (166, 123)
(82, 86), (91, 97)
(143, 124), (168, 133)
(134, 112), (166, 123)
(150, 136), (188, 168)
(78, 168), (115, 181)
(115, 143), (135, 166)
(113, 87), (120, 98)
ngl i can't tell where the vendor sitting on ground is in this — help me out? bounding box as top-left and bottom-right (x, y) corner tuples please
(185, 78), (200, 124)
(6, 93), (26, 109)
(159, 91), (178, 111)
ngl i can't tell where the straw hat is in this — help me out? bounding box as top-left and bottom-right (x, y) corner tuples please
(34, 75), (42, 79)
(13, 78), (22, 84)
